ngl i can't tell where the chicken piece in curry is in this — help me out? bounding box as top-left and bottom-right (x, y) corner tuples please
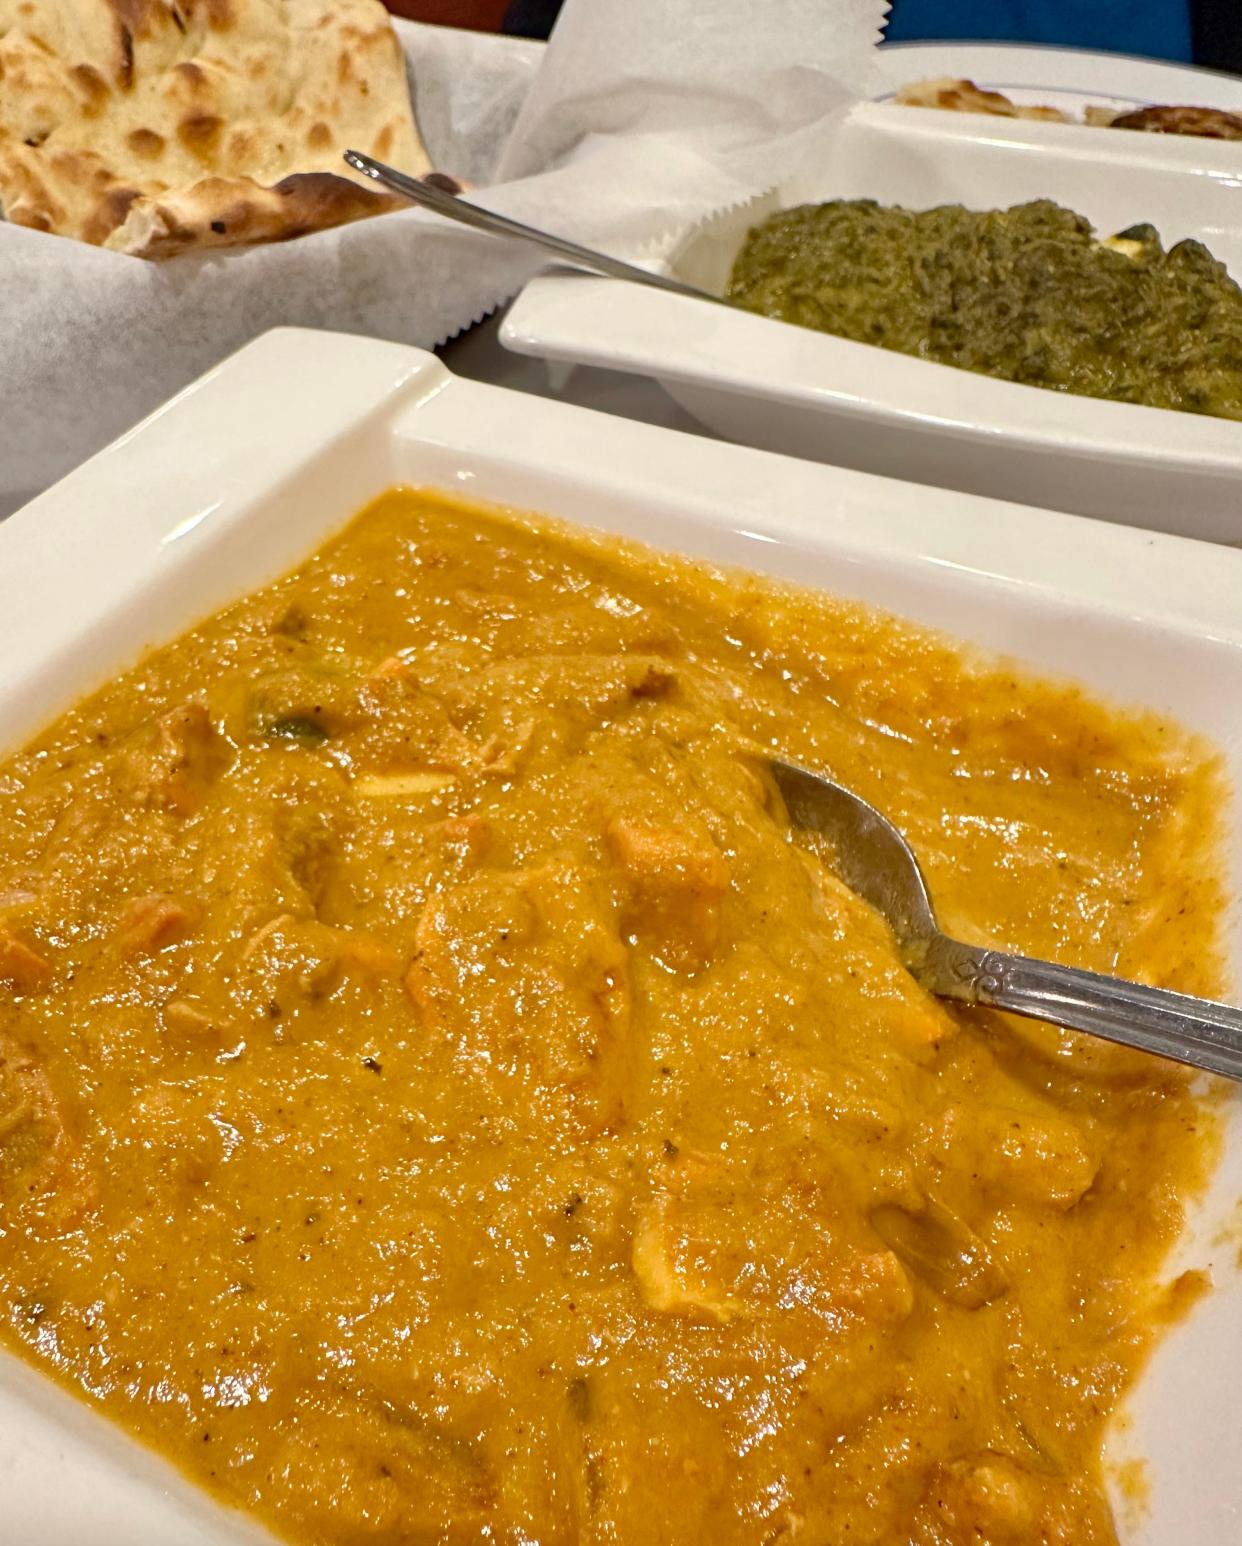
(0, 489), (1228, 1545)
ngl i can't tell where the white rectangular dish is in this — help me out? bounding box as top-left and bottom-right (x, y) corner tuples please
(1, 327), (1240, 1543)
(501, 100), (1242, 543)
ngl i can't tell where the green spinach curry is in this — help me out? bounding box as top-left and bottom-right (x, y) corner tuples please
(727, 199), (1242, 420)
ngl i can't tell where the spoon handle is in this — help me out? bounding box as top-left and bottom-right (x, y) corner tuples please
(343, 150), (716, 303)
(923, 934), (1242, 1081)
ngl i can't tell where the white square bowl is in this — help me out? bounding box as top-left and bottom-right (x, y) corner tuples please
(1, 327), (1240, 1543)
(501, 102), (1242, 544)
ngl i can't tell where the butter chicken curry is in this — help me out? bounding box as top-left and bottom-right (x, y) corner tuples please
(0, 490), (1228, 1544)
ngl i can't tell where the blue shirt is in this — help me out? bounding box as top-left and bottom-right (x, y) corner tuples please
(883, 1), (1192, 63)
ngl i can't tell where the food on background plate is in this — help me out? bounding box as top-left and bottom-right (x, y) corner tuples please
(1095, 103), (1242, 140)
(727, 197), (1242, 420)
(897, 76), (1242, 140)
(895, 76), (1073, 123)
(0, 487), (1228, 1544)
(0, 0), (429, 258)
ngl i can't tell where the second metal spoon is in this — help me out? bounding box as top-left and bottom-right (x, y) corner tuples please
(343, 149), (717, 303)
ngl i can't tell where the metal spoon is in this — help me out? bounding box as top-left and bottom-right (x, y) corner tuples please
(343, 149), (717, 303)
(772, 758), (1242, 1081)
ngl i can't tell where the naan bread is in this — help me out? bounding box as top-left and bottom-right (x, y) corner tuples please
(895, 77), (1071, 124)
(0, 0), (430, 258)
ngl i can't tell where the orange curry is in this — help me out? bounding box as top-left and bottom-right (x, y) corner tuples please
(0, 490), (1227, 1544)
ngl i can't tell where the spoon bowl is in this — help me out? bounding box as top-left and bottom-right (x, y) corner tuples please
(771, 757), (1242, 1082)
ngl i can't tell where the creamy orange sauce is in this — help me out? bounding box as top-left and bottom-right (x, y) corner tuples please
(0, 489), (1228, 1545)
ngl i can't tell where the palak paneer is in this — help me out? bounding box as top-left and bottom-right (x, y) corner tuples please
(727, 198), (1242, 421)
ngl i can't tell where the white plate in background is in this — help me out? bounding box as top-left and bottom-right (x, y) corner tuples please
(1, 328), (1240, 1542)
(502, 70), (1242, 543)
(873, 40), (1242, 115)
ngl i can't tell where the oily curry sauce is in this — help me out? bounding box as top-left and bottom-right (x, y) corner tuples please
(0, 490), (1228, 1545)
